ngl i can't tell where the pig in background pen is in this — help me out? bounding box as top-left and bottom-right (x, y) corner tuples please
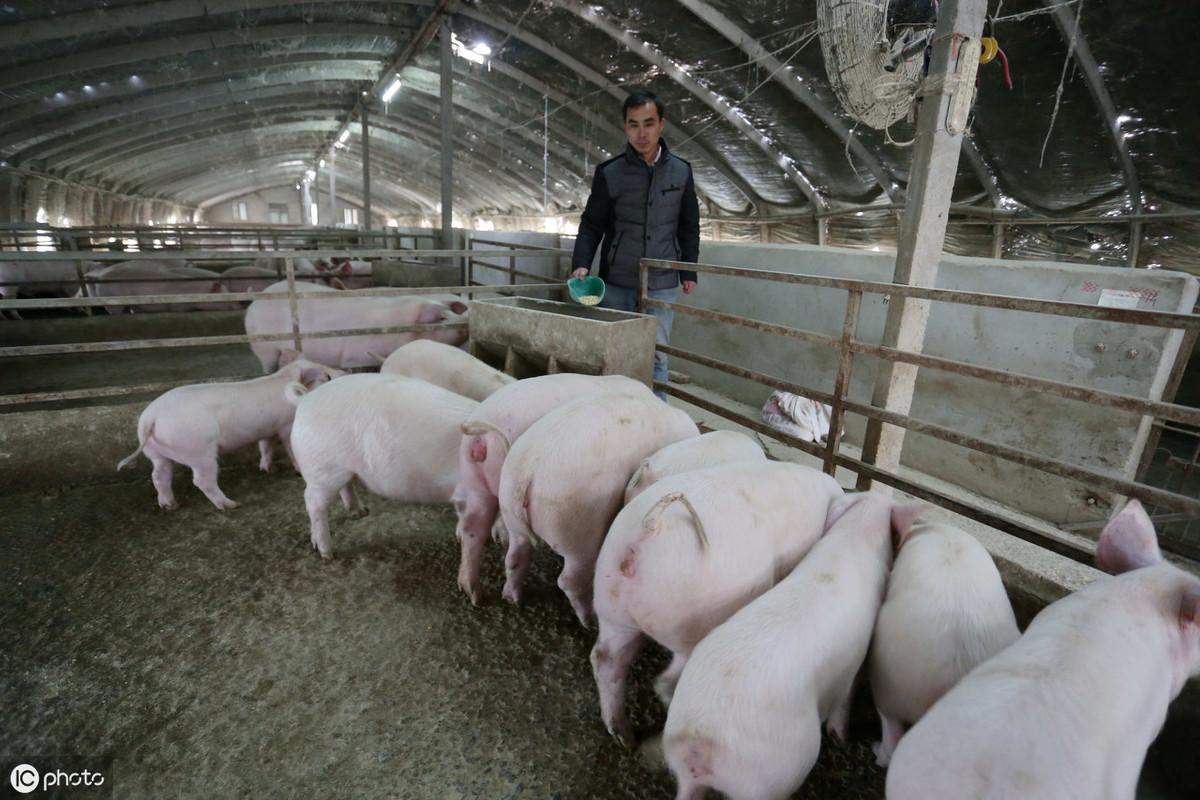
(0, 259), (105, 319)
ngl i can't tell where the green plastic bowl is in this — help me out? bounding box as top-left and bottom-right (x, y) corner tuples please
(567, 275), (606, 306)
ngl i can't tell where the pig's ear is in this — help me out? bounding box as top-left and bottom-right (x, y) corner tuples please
(278, 348), (301, 368)
(447, 299), (469, 315)
(1096, 499), (1161, 575)
(891, 503), (930, 547)
(338, 262), (353, 277)
(416, 301), (449, 324)
(209, 281), (224, 293)
(298, 367), (327, 388)
(1181, 589), (1200, 630)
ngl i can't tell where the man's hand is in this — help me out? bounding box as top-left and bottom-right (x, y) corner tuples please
(682, 280), (697, 294)
(571, 268), (589, 279)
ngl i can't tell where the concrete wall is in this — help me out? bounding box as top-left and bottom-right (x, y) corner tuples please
(204, 186), (387, 229)
(670, 242), (1198, 526)
(462, 230), (568, 287)
(203, 186), (304, 226)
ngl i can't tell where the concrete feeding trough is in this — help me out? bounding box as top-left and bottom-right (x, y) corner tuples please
(467, 297), (656, 385)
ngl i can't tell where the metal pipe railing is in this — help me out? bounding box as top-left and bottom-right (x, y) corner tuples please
(640, 257), (1199, 562)
(659, 382), (1099, 565)
(1, 249), (567, 410)
(465, 236), (572, 288)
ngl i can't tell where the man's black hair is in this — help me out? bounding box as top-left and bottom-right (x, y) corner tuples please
(623, 89), (664, 120)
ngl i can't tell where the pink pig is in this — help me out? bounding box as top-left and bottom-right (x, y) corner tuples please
(496, 393), (698, 625)
(623, 429), (766, 503)
(590, 460), (844, 746)
(379, 340), (514, 401)
(288, 373), (479, 559)
(452, 373), (651, 605)
(243, 280), (467, 371)
(868, 509), (1019, 766)
(117, 350), (344, 510)
(85, 261), (240, 314)
(663, 492), (901, 800)
(886, 500), (1200, 800)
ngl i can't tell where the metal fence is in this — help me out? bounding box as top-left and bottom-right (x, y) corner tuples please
(465, 236), (571, 287)
(0, 246), (565, 408)
(0, 223), (437, 255)
(638, 258), (1200, 566)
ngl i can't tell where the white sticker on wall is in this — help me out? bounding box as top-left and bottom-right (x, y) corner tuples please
(1097, 288), (1141, 309)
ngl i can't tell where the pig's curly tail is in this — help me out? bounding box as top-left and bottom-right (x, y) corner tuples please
(460, 419), (511, 453)
(641, 492), (709, 551)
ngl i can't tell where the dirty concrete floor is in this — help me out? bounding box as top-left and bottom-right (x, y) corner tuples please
(1, 465), (888, 799)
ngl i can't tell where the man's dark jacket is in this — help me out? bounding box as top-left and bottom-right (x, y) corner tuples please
(571, 137), (699, 291)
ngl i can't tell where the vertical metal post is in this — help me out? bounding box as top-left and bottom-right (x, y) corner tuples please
(823, 290), (862, 476)
(440, 20), (455, 266)
(816, 216), (829, 246)
(509, 253), (517, 285)
(361, 106), (372, 231)
(64, 236), (92, 317)
(857, 0), (987, 491)
(329, 147), (337, 225)
(1129, 220), (1142, 267)
(638, 258), (648, 313)
(991, 223), (1005, 259)
(301, 180), (313, 226)
(313, 161), (320, 226)
(284, 257), (303, 352)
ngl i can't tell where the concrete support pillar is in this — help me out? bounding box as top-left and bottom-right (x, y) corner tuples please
(440, 19), (454, 256)
(361, 106), (372, 230)
(856, 0), (988, 491)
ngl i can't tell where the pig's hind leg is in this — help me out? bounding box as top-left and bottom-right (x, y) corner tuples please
(590, 620), (645, 747)
(145, 446), (178, 510)
(339, 479), (368, 518)
(653, 651), (689, 705)
(304, 472), (349, 558)
(500, 532), (534, 605)
(187, 449), (240, 511)
(257, 439), (274, 472)
(872, 713), (905, 767)
(558, 550), (599, 628)
(455, 489), (498, 606)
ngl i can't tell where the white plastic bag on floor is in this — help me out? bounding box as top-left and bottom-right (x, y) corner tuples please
(761, 391), (833, 443)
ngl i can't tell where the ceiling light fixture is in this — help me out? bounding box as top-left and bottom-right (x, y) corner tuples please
(381, 76), (402, 103)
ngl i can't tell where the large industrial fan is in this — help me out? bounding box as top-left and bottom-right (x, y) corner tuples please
(817, 0), (939, 130)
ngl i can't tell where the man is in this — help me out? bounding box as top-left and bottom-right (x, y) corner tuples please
(571, 89), (699, 399)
